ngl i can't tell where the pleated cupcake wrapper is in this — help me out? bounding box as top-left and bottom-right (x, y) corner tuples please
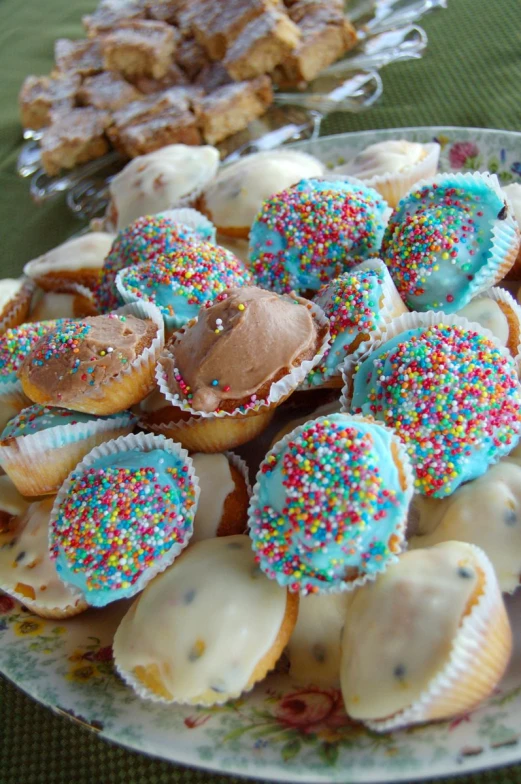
(339, 309), (516, 413)
(0, 278), (35, 336)
(0, 411), (137, 497)
(247, 412), (415, 596)
(470, 285), (521, 359)
(364, 544), (512, 732)
(335, 143), (440, 209)
(49, 300), (165, 415)
(155, 297), (331, 420)
(159, 208), (217, 244)
(140, 406), (275, 453)
(0, 582), (89, 619)
(299, 259), (408, 392)
(0, 381), (31, 433)
(49, 431), (200, 607)
(24, 258), (102, 293)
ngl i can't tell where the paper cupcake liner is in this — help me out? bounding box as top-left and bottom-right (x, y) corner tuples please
(0, 279), (35, 336)
(49, 431), (200, 607)
(299, 259), (408, 392)
(335, 143), (440, 209)
(158, 208), (217, 244)
(339, 309), (515, 413)
(0, 411), (137, 496)
(155, 297), (330, 420)
(0, 382), (32, 434)
(0, 584), (89, 619)
(115, 267), (185, 335)
(469, 285), (521, 358)
(364, 544), (512, 732)
(23, 300), (165, 416)
(247, 412), (414, 596)
(224, 450), (252, 498)
(141, 406), (276, 453)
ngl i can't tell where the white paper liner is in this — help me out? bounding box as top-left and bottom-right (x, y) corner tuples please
(335, 143), (440, 209)
(339, 309), (516, 413)
(0, 382), (32, 434)
(224, 450), (252, 499)
(247, 412), (414, 596)
(155, 297), (330, 420)
(158, 208), (217, 244)
(468, 285), (521, 358)
(29, 300), (165, 414)
(0, 278), (35, 335)
(0, 410), (137, 496)
(115, 266), (188, 333)
(363, 544), (511, 732)
(48, 431), (200, 607)
(299, 259), (408, 392)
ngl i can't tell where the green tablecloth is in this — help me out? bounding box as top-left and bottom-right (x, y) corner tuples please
(0, 1), (520, 782)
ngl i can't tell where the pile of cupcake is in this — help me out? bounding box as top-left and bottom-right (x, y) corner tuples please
(1, 136), (521, 732)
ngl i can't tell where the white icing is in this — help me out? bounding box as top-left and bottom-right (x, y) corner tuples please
(191, 453), (235, 543)
(114, 535), (287, 702)
(30, 292), (77, 321)
(287, 593), (350, 687)
(109, 145), (220, 230)
(340, 542), (479, 720)
(24, 233), (115, 278)
(0, 475), (30, 517)
(503, 183), (521, 226)
(0, 279), (24, 314)
(410, 461), (521, 593)
(204, 150), (324, 231)
(456, 297), (510, 346)
(0, 497), (83, 609)
(338, 140), (428, 180)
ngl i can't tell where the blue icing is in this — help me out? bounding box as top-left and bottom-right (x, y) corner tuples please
(52, 448), (196, 606)
(251, 413), (409, 593)
(250, 178), (388, 294)
(350, 324), (521, 496)
(1, 404), (136, 441)
(382, 176), (510, 312)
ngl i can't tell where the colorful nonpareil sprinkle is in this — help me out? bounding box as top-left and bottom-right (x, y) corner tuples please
(249, 178), (387, 294)
(50, 449), (197, 604)
(29, 321), (92, 368)
(0, 320), (67, 383)
(117, 241), (253, 328)
(306, 268), (386, 387)
(382, 176), (512, 312)
(97, 215), (199, 311)
(249, 414), (409, 595)
(351, 325), (521, 497)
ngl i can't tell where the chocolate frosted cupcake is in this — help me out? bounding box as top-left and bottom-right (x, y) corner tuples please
(20, 303), (164, 415)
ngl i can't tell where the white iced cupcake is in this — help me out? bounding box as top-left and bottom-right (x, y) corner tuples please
(23, 233), (115, 292)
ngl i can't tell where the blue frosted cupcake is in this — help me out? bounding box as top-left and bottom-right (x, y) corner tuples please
(49, 432), (199, 607)
(248, 413), (413, 595)
(382, 172), (521, 313)
(249, 178), (389, 294)
(116, 240), (253, 331)
(0, 404), (136, 496)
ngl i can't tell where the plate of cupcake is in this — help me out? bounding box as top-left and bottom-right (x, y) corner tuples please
(1, 125), (521, 783)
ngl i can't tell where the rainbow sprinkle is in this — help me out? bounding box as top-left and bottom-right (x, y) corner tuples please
(250, 415), (407, 595)
(249, 179), (387, 294)
(50, 449), (197, 604)
(351, 325), (521, 496)
(0, 320), (67, 383)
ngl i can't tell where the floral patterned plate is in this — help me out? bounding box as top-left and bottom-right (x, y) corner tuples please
(2, 126), (521, 783)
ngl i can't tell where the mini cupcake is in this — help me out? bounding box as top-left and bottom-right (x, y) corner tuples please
(199, 149), (324, 239)
(346, 317), (521, 497)
(0, 475), (30, 533)
(340, 542), (512, 731)
(456, 287), (521, 358)
(20, 303), (164, 415)
(248, 413), (414, 595)
(29, 287), (98, 321)
(49, 432), (199, 607)
(113, 535), (298, 705)
(303, 260), (407, 390)
(287, 593), (351, 687)
(107, 144), (220, 231)
(335, 140), (440, 208)
(0, 278), (35, 335)
(115, 240), (253, 331)
(382, 172), (521, 313)
(0, 497), (88, 619)
(250, 178), (389, 295)
(97, 214), (202, 312)
(409, 458), (521, 593)
(23, 233), (115, 293)
(502, 183), (521, 279)
(190, 452), (250, 542)
(0, 404), (136, 496)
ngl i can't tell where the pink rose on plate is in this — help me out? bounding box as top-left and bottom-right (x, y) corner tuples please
(274, 688), (351, 736)
(449, 142), (480, 169)
(0, 595), (15, 614)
